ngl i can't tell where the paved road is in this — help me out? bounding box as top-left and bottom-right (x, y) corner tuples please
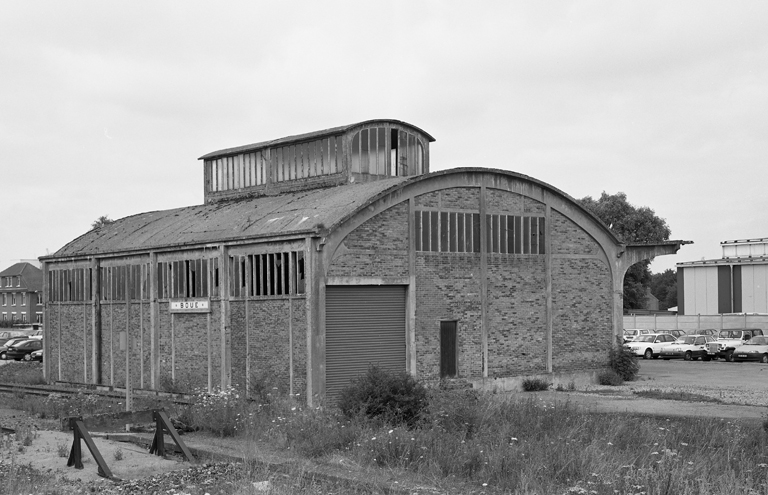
(634, 358), (768, 392)
(530, 358), (768, 424)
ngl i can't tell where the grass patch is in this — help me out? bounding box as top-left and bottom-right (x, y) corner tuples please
(0, 361), (46, 385)
(634, 389), (723, 403)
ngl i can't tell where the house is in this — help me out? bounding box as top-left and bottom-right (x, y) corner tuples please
(0, 262), (44, 324)
(677, 238), (768, 315)
(40, 119), (687, 402)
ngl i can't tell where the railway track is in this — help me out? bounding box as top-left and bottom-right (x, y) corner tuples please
(0, 381), (192, 405)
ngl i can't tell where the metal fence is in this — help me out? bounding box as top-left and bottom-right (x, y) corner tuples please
(623, 314), (768, 333)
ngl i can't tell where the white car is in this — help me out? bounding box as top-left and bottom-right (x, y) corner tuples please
(660, 335), (717, 361)
(624, 333), (678, 359)
(623, 328), (653, 343)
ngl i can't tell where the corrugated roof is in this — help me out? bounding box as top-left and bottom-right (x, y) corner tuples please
(46, 178), (410, 259)
(198, 119), (436, 161)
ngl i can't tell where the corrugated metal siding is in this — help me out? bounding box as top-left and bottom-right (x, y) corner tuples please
(677, 268), (685, 315)
(741, 265), (768, 313)
(717, 265), (732, 314)
(325, 285), (406, 402)
(684, 266), (719, 315)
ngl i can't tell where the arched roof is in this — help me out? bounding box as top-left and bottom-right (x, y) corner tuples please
(44, 168), (620, 260)
(199, 119), (436, 161)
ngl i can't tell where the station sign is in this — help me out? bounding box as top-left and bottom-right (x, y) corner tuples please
(170, 299), (211, 313)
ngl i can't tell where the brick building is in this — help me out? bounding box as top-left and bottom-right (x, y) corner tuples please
(1, 262), (44, 324)
(40, 119), (687, 402)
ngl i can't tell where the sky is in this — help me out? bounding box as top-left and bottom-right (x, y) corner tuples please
(1, 1), (766, 275)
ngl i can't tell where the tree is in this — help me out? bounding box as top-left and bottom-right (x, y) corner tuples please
(91, 215), (115, 230)
(577, 192), (671, 310)
(650, 268), (677, 310)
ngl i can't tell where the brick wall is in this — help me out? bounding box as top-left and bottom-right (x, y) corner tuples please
(551, 257), (612, 371)
(487, 256), (547, 377)
(47, 302), (91, 383)
(330, 185), (612, 383)
(241, 298), (306, 396)
(415, 253), (483, 379)
(328, 202), (409, 278)
(550, 210), (600, 256)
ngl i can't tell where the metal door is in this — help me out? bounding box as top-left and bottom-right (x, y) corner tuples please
(325, 285), (406, 401)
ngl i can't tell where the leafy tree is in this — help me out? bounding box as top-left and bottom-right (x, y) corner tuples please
(91, 215), (115, 230)
(650, 268), (678, 310)
(578, 192), (671, 310)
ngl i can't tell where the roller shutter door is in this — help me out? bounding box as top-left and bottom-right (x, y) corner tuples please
(325, 285), (406, 401)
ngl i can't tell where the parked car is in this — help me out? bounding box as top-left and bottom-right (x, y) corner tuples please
(624, 333), (678, 359)
(667, 329), (687, 339)
(0, 336), (33, 359)
(623, 329), (653, 343)
(29, 348), (43, 362)
(696, 329), (718, 337)
(5, 339), (43, 361)
(0, 330), (32, 347)
(705, 328), (765, 362)
(731, 336), (768, 363)
(660, 335), (717, 361)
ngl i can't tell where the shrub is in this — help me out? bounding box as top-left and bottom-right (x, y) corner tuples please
(597, 369), (624, 386)
(522, 378), (550, 391)
(336, 366), (428, 428)
(608, 341), (639, 382)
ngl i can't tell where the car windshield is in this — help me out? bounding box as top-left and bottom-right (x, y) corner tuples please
(678, 336), (697, 345)
(623, 330), (638, 336)
(719, 330), (743, 339)
(744, 336), (768, 346)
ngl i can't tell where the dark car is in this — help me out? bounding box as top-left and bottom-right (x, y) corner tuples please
(5, 339), (43, 361)
(29, 348), (43, 362)
(0, 336), (32, 359)
(0, 330), (33, 347)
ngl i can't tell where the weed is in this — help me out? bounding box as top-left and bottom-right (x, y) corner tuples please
(113, 447), (123, 461)
(598, 369), (624, 386)
(158, 372), (194, 394)
(186, 385), (247, 437)
(57, 442), (69, 458)
(522, 378), (550, 391)
(608, 340), (640, 381)
(0, 361), (46, 385)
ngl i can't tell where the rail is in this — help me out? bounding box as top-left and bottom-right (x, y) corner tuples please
(0, 381), (193, 405)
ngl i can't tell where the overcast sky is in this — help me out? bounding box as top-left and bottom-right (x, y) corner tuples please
(2, 1), (766, 275)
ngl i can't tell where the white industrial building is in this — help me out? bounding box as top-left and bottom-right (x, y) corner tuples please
(677, 238), (768, 315)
